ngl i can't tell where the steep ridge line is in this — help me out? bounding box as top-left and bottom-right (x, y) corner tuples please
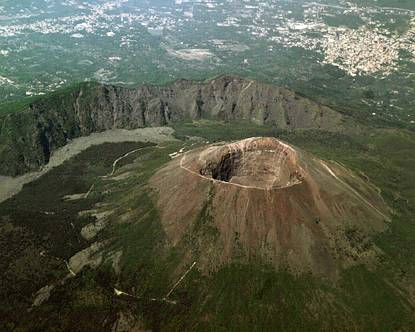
(0, 75), (359, 177)
(319, 160), (390, 221)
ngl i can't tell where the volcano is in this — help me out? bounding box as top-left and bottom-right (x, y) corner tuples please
(150, 137), (389, 279)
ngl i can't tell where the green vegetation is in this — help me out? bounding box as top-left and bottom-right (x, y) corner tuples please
(0, 82), (97, 117)
(352, 0), (415, 10)
(173, 120), (283, 142)
(0, 98), (34, 116)
(0, 142), (153, 330)
(1, 120), (415, 330)
(2, 0), (415, 132)
(323, 14), (365, 29)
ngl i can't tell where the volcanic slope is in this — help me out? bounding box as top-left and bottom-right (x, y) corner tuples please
(150, 137), (389, 279)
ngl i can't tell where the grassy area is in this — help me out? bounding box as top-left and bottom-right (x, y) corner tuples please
(173, 119), (284, 142)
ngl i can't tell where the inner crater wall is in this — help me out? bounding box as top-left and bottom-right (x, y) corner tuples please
(191, 137), (304, 189)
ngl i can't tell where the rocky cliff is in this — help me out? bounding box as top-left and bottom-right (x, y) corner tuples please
(0, 76), (355, 176)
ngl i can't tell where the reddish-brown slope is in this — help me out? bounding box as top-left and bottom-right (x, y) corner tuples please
(150, 138), (389, 279)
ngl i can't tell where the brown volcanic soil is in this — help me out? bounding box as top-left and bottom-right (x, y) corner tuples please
(150, 137), (390, 279)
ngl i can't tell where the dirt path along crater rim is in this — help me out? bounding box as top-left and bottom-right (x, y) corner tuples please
(180, 137), (305, 190)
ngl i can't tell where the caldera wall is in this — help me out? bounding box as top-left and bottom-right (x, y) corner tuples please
(0, 76), (356, 176)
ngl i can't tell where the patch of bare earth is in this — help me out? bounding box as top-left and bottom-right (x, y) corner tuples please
(150, 137), (390, 280)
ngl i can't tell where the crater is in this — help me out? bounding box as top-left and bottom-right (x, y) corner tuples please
(184, 137), (304, 189)
(152, 136), (389, 277)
